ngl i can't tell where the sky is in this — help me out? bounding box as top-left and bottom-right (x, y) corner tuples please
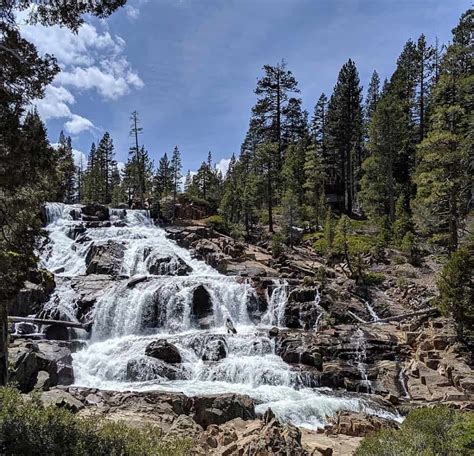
(19, 0), (471, 174)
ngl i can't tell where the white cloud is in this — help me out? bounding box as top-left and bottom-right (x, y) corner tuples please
(17, 8), (143, 134)
(65, 115), (95, 135)
(126, 5), (140, 20)
(35, 86), (74, 120)
(215, 158), (231, 177)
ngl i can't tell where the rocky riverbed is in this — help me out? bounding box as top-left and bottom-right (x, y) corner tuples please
(8, 203), (473, 455)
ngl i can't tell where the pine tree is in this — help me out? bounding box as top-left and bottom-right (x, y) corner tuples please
(95, 132), (115, 204)
(281, 189), (300, 246)
(171, 146), (182, 220)
(154, 152), (173, 198)
(255, 143), (278, 232)
(184, 170), (192, 193)
(412, 9), (472, 252)
(303, 143), (326, 228)
(251, 60), (300, 169)
(128, 111), (146, 207)
(365, 70), (380, 125)
(325, 59), (363, 214)
(360, 40), (419, 222)
(311, 93), (328, 155)
(55, 131), (76, 203)
(436, 243), (473, 343)
(282, 97), (309, 145)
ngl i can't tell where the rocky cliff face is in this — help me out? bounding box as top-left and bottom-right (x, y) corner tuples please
(10, 204), (473, 455)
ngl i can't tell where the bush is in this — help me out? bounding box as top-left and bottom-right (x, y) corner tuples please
(0, 388), (191, 456)
(271, 233), (285, 259)
(355, 406), (474, 456)
(204, 215), (229, 234)
(436, 244), (474, 344)
(362, 271), (385, 286)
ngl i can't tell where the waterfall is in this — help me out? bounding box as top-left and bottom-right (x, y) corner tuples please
(355, 328), (372, 393)
(261, 279), (288, 327)
(364, 300), (380, 322)
(39, 203), (401, 430)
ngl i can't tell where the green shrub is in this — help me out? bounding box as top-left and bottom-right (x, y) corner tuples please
(204, 215), (229, 234)
(0, 388), (191, 456)
(355, 406), (474, 456)
(362, 271), (385, 286)
(271, 233), (285, 258)
(436, 244), (474, 344)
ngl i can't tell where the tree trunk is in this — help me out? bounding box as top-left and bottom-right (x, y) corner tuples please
(0, 301), (8, 386)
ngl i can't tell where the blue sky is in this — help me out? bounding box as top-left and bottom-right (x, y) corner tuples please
(20, 0), (470, 174)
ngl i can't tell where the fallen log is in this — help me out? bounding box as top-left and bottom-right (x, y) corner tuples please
(8, 316), (87, 330)
(365, 308), (439, 324)
(348, 310), (368, 324)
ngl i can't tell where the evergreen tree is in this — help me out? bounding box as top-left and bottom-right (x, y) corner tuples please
(281, 189), (300, 246)
(128, 111), (146, 207)
(154, 152), (173, 198)
(303, 143), (326, 228)
(95, 131), (115, 204)
(171, 146), (182, 220)
(311, 93), (328, 154)
(325, 59), (363, 214)
(413, 10), (472, 252)
(436, 244), (473, 344)
(56, 131), (75, 203)
(255, 143), (278, 232)
(360, 40), (419, 222)
(184, 170), (192, 193)
(365, 70), (380, 125)
(251, 60), (300, 169)
(415, 34), (435, 140)
(282, 141), (306, 206)
(282, 97), (309, 145)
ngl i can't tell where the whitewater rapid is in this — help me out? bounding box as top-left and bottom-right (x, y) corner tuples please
(40, 203), (401, 429)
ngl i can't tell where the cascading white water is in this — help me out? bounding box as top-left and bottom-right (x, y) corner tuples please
(364, 300), (380, 322)
(40, 203), (401, 429)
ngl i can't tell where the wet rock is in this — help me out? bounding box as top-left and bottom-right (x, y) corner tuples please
(269, 327), (279, 338)
(126, 357), (183, 381)
(45, 324), (69, 341)
(192, 394), (256, 427)
(85, 241), (125, 275)
(192, 285), (213, 322)
(15, 322), (36, 335)
(70, 274), (114, 320)
(81, 203), (109, 221)
(202, 338), (227, 362)
(324, 411), (399, 437)
(126, 275), (148, 287)
(147, 254), (191, 276)
(145, 340), (182, 364)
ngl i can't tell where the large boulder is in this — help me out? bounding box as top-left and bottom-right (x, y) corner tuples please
(145, 340), (181, 364)
(146, 254), (191, 276)
(81, 203), (109, 221)
(39, 389), (84, 413)
(11, 279), (53, 317)
(192, 394), (256, 427)
(70, 275), (115, 320)
(85, 241), (125, 275)
(8, 340), (74, 392)
(202, 338), (227, 362)
(324, 410), (399, 437)
(126, 357), (183, 381)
